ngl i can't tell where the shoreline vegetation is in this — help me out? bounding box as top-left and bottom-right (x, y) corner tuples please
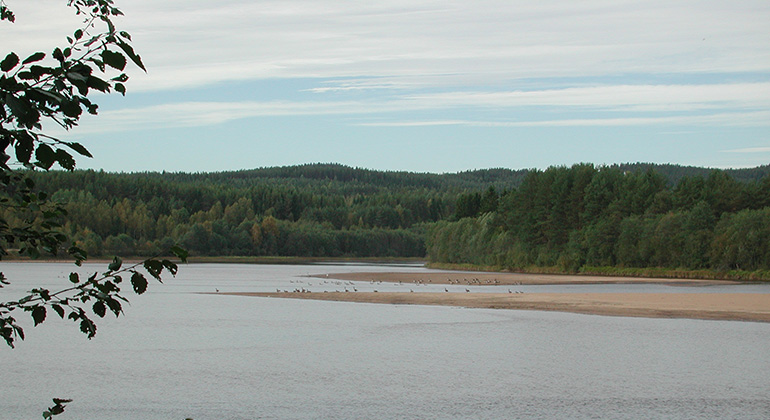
(221, 270), (770, 323)
(426, 262), (770, 282)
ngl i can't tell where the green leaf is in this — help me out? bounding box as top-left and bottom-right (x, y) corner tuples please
(1, 5), (16, 22)
(35, 144), (56, 169)
(68, 245), (88, 265)
(105, 298), (122, 316)
(6, 94), (39, 128)
(12, 129), (34, 164)
(79, 317), (96, 338)
(54, 149), (76, 170)
(108, 256), (122, 271)
(101, 50), (126, 71)
(93, 300), (106, 317)
(52, 48), (64, 62)
(21, 52), (45, 65)
(0, 52), (19, 72)
(144, 259), (163, 280)
(116, 41), (146, 71)
(60, 99), (82, 118)
(131, 272), (148, 294)
(170, 245), (189, 263)
(52, 304), (65, 319)
(86, 75), (110, 92)
(69, 272), (80, 284)
(161, 259), (178, 276)
(44, 398), (71, 418)
(31, 306), (46, 326)
(67, 142), (93, 158)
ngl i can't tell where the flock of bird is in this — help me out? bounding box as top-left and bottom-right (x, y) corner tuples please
(267, 276), (526, 294)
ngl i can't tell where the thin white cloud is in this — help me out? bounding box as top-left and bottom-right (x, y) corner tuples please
(10, 1), (769, 92)
(722, 146), (770, 153)
(61, 92), (769, 136)
(58, 100), (406, 135)
(404, 83), (770, 112)
(357, 110), (770, 128)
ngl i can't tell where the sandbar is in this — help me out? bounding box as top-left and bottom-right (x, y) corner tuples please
(225, 291), (770, 322)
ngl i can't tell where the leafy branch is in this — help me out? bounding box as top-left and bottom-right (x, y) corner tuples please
(1, 0), (144, 172)
(0, 246), (187, 348)
(1, 1), (188, 417)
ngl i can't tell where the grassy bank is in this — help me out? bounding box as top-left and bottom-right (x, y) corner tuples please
(426, 262), (770, 282)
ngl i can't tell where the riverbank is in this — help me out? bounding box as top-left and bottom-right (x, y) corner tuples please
(226, 291), (770, 323)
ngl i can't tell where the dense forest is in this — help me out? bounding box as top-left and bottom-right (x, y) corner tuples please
(428, 164), (770, 273)
(5, 163), (770, 273)
(15, 163), (527, 258)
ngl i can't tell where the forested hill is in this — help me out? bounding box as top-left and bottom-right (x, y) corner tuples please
(12, 162), (770, 263)
(31, 162), (770, 196)
(120, 163), (530, 191)
(23, 163), (534, 259)
(159, 162), (770, 187)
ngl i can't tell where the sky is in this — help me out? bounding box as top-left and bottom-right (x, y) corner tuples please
(5, 0), (770, 173)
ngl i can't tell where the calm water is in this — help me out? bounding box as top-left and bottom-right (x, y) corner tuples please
(1, 262), (769, 419)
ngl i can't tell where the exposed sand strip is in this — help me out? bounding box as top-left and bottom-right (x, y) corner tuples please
(223, 292), (770, 322)
(315, 271), (736, 286)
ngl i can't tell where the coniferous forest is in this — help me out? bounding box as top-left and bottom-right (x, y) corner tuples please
(10, 163), (770, 275)
(429, 163), (770, 275)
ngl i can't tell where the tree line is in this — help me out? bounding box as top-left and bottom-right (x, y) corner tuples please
(6, 162), (769, 265)
(429, 164), (770, 272)
(10, 164), (527, 258)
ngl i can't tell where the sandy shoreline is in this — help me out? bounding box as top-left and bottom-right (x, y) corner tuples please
(223, 291), (770, 322)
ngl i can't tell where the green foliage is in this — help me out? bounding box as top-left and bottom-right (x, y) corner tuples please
(42, 398), (72, 419)
(0, 246), (187, 348)
(1, 12), (190, 420)
(18, 165), (526, 258)
(428, 163), (770, 275)
(1, 0), (184, 352)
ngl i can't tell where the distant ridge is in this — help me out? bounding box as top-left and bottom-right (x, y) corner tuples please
(164, 162), (770, 189)
(34, 162), (770, 195)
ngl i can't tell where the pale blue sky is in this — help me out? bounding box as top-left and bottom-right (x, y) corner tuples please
(8, 0), (770, 173)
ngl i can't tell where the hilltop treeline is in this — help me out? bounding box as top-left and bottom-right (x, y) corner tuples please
(13, 164), (525, 258)
(428, 164), (770, 272)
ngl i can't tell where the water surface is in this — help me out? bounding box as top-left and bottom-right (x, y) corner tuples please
(1, 262), (768, 419)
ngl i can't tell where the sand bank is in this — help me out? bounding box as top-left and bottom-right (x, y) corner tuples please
(224, 291), (770, 322)
(314, 271), (736, 286)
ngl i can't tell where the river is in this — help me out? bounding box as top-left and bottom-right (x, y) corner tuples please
(2, 262), (769, 419)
